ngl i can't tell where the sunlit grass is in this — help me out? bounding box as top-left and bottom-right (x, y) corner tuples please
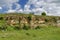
(0, 27), (59, 40)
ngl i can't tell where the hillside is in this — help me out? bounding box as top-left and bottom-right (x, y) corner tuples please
(0, 13), (60, 30)
(0, 13), (60, 40)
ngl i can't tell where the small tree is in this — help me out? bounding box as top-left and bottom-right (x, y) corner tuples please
(41, 12), (46, 16)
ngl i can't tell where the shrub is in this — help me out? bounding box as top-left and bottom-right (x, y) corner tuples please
(52, 17), (57, 23)
(41, 12), (46, 16)
(28, 16), (31, 21)
(28, 15), (32, 21)
(0, 25), (7, 31)
(14, 25), (20, 30)
(35, 26), (40, 29)
(7, 26), (14, 31)
(23, 24), (30, 30)
(25, 33), (30, 36)
(45, 19), (49, 22)
(0, 17), (3, 20)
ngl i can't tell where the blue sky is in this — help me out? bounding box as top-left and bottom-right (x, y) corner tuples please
(0, 0), (60, 16)
(18, 0), (28, 9)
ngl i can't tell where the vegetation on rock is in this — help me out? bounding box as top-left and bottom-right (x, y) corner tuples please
(0, 13), (59, 30)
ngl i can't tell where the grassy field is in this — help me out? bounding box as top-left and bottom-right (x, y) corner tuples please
(0, 13), (60, 40)
(0, 27), (60, 40)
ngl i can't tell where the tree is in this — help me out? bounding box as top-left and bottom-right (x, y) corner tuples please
(41, 12), (46, 16)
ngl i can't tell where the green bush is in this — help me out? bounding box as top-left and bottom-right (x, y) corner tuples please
(45, 19), (49, 22)
(0, 25), (7, 31)
(52, 17), (57, 23)
(7, 26), (14, 31)
(28, 16), (31, 21)
(23, 24), (30, 30)
(35, 26), (40, 29)
(41, 12), (46, 16)
(0, 17), (3, 20)
(14, 25), (20, 30)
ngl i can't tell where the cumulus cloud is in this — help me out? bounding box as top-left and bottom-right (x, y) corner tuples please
(24, 0), (60, 16)
(0, 0), (60, 16)
(0, 7), (2, 9)
(7, 10), (16, 13)
(0, 0), (21, 13)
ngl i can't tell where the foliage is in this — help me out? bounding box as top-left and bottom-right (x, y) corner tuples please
(6, 25), (14, 31)
(0, 25), (7, 31)
(28, 15), (32, 21)
(0, 17), (3, 20)
(45, 18), (49, 22)
(0, 13), (60, 40)
(41, 12), (46, 16)
(14, 25), (20, 30)
(0, 13), (60, 30)
(35, 26), (40, 29)
(23, 24), (30, 30)
(52, 17), (57, 23)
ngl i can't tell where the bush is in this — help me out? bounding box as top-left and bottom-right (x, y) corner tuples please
(41, 12), (46, 16)
(0, 25), (7, 31)
(7, 26), (14, 31)
(23, 24), (30, 30)
(45, 19), (48, 22)
(28, 16), (31, 21)
(14, 25), (20, 30)
(52, 17), (57, 23)
(35, 26), (40, 29)
(0, 17), (3, 20)
(25, 33), (30, 36)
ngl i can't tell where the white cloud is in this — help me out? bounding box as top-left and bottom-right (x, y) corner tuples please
(0, 7), (2, 9)
(18, 9), (23, 13)
(0, 0), (19, 8)
(14, 3), (21, 10)
(0, 0), (21, 13)
(0, 0), (60, 16)
(23, 0), (60, 16)
(24, 5), (31, 13)
(7, 10), (16, 13)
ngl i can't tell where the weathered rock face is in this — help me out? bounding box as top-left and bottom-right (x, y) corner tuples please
(4, 14), (60, 29)
(56, 20), (60, 27)
(5, 15), (45, 29)
(30, 16), (46, 29)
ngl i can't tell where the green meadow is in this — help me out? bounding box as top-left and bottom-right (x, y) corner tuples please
(0, 27), (59, 40)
